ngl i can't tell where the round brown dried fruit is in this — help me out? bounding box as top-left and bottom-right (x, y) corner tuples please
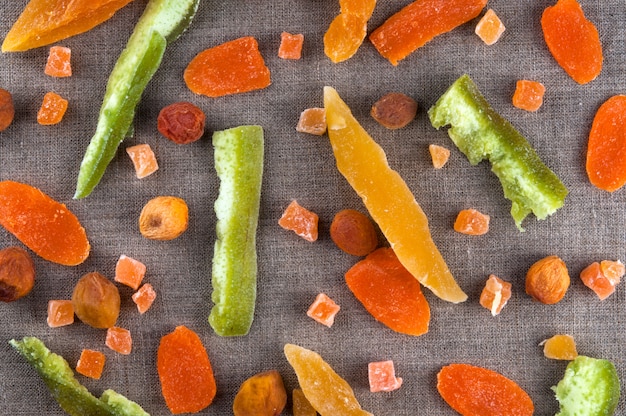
(370, 92), (418, 129)
(139, 196), (189, 240)
(0, 88), (15, 132)
(72, 272), (120, 328)
(0, 246), (35, 302)
(525, 255), (570, 304)
(157, 102), (205, 144)
(330, 209), (378, 256)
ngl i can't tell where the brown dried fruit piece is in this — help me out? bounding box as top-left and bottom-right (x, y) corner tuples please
(233, 370), (287, 416)
(330, 209), (378, 256)
(157, 102), (205, 144)
(370, 92), (417, 129)
(0, 88), (15, 131)
(139, 196), (189, 240)
(526, 255), (570, 304)
(0, 247), (35, 302)
(72, 272), (120, 329)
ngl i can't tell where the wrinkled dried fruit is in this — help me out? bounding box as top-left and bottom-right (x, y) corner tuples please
(541, 334), (578, 360)
(157, 102), (205, 144)
(72, 272), (120, 329)
(0, 247), (35, 302)
(233, 370), (287, 416)
(525, 255), (570, 304)
(330, 209), (378, 256)
(370, 92), (417, 129)
(139, 196), (189, 240)
(76, 349), (106, 379)
(37, 91), (68, 125)
(0, 88), (15, 131)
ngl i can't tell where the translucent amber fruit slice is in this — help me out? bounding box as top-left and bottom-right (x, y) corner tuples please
(306, 293), (340, 327)
(126, 144), (159, 179)
(47, 300), (74, 327)
(475, 9), (506, 45)
(580, 261), (623, 300)
(37, 91), (68, 125)
(479, 274), (512, 316)
(132, 283), (156, 314)
(76, 349), (106, 379)
(278, 200), (319, 242)
(114, 254), (146, 290)
(105, 327), (132, 355)
(45, 46), (72, 77)
(429, 144), (450, 169)
(541, 334), (578, 360)
(292, 389), (316, 416)
(324, 13), (367, 63)
(233, 370), (287, 416)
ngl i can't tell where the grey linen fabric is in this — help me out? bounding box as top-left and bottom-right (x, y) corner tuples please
(1, 0), (625, 414)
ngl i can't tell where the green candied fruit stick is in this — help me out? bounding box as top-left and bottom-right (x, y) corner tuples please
(428, 74), (568, 231)
(74, 0), (200, 199)
(553, 355), (620, 416)
(209, 125), (264, 336)
(9, 337), (149, 416)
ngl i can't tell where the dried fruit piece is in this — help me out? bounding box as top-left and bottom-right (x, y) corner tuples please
(37, 91), (68, 125)
(139, 196), (189, 240)
(324, 0), (375, 63)
(306, 293), (341, 327)
(541, 0), (603, 84)
(479, 274), (512, 316)
(0, 180), (90, 265)
(368, 360), (403, 392)
(475, 9), (505, 45)
(438, 363), (534, 415)
(580, 260), (624, 300)
(541, 334), (578, 360)
(0, 88), (15, 131)
(132, 283), (157, 314)
(45, 46), (72, 77)
(278, 32), (304, 60)
(370, 92), (417, 129)
(278, 200), (319, 242)
(345, 247), (430, 336)
(525, 255), (570, 304)
(157, 326), (217, 414)
(72, 272), (120, 329)
(0, 246), (35, 302)
(233, 370), (287, 416)
(512, 80), (545, 112)
(296, 108), (327, 136)
(76, 349), (106, 379)
(369, 0), (487, 65)
(454, 208), (490, 235)
(429, 144), (451, 169)
(284, 344), (373, 416)
(157, 101), (205, 144)
(1, 0), (134, 52)
(114, 254), (146, 290)
(330, 209), (378, 256)
(105, 327), (132, 355)
(126, 143), (159, 179)
(325, 86), (467, 303)
(184, 37), (271, 97)
(47, 300), (74, 327)
(585, 95), (626, 192)
(292, 388), (316, 416)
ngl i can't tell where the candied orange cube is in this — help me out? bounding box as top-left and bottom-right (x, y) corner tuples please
(76, 349), (106, 379)
(479, 274), (512, 316)
(37, 91), (68, 125)
(368, 360), (403, 392)
(45, 46), (72, 77)
(306, 293), (340, 327)
(475, 9), (506, 45)
(278, 32), (304, 60)
(126, 144), (159, 179)
(114, 254), (146, 290)
(429, 144), (451, 169)
(106, 326), (132, 355)
(132, 283), (157, 314)
(47, 299), (74, 327)
(296, 108), (327, 136)
(278, 200), (319, 242)
(580, 260), (623, 300)
(454, 208), (490, 235)
(512, 80), (546, 112)
(541, 334), (578, 360)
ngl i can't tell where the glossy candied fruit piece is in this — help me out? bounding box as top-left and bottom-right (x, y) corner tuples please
(278, 32), (304, 60)
(368, 360), (403, 392)
(292, 388), (317, 416)
(541, 334), (578, 360)
(132, 283), (157, 314)
(278, 200), (319, 242)
(580, 260), (623, 300)
(37, 91), (68, 125)
(233, 370), (287, 416)
(0, 88), (15, 131)
(475, 9), (505, 45)
(296, 108), (327, 136)
(126, 144), (159, 179)
(47, 300), (74, 327)
(306, 293), (341, 327)
(76, 349), (106, 379)
(114, 254), (146, 290)
(45, 46), (72, 77)
(454, 208), (490, 235)
(512, 80), (546, 112)
(105, 327), (132, 355)
(479, 274), (512, 316)
(429, 144), (451, 169)
(324, 13), (368, 63)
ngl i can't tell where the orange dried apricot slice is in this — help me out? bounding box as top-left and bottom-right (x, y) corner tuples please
(278, 200), (319, 242)
(512, 80), (546, 112)
(429, 144), (450, 169)
(437, 363), (534, 415)
(184, 37), (271, 98)
(0, 180), (90, 265)
(475, 9), (505, 45)
(454, 208), (490, 235)
(479, 274), (512, 316)
(75, 349), (106, 379)
(541, 334), (578, 360)
(45, 46), (72, 77)
(306, 293), (341, 327)
(2, 0), (134, 52)
(541, 0), (603, 84)
(278, 32), (304, 60)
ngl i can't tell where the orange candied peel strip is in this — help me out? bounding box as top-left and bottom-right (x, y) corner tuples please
(579, 260), (624, 300)
(47, 300), (74, 327)
(75, 349), (106, 379)
(278, 200), (319, 242)
(296, 108), (327, 136)
(278, 32), (304, 60)
(184, 36), (271, 98)
(454, 208), (490, 235)
(45, 46), (72, 77)
(126, 144), (159, 179)
(541, 334), (578, 360)
(479, 274), (512, 316)
(0, 180), (90, 265)
(2, 0), (135, 52)
(475, 9), (505, 45)
(512, 80), (546, 112)
(37, 91), (68, 125)
(429, 144), (450, 169)
(369, 0), (487, 65)
(306, 293), (341, 327)
(541, 0), (603, 84)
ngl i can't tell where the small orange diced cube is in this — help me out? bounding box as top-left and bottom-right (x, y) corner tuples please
(45, 46), (72, 77)
(47, 300), (74, 328)
(580, 260), (623, 300)
(429, 144), (451, 169)
(541, 334), (578, 360)
(76, 349), (106, 379)
(106, 326), (132, 355)
(479, 274), (512, 316)
(115, 254), (147, 290)
(475, 9), (506, 46)
(132, 283), (157, 314)
(306, 293), (340, 327)
(368, 360), (403, 392)
(296, 108), (327, 136)
(126, 144), (159, 179)
(278, 32), (304, 60)
(454, 208), (490, 235)
(512, 80), (546, 112)
(278, 200), (319, 242)
(37, 92), (68, 125)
